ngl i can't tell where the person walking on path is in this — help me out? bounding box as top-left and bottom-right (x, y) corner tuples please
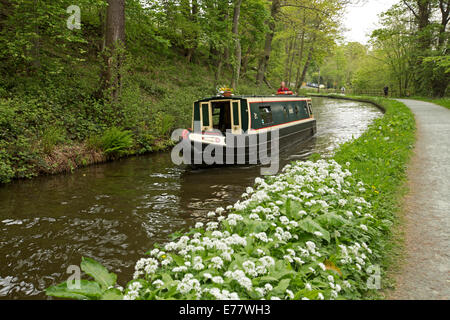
(389, 99), (450, 300)
(383, 86), (389, 97)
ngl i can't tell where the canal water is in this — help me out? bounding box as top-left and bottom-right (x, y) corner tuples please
(0, 97), (382, 299)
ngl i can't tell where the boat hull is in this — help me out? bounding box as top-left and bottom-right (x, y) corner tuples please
(181, 119), (316, 166)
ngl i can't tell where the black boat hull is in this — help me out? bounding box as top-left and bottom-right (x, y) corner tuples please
(181, 119), (317, 166)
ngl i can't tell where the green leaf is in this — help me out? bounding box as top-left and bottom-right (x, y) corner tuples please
(294, 289), (320, 300)
(46, 286), (89, 300)
(285, 198), (291, 216)
(258, 276), (278, 282)
(46, 280), (103, 300)
(274, 278), (291, 294)
(316, 213), (349, 227)
(169, 253), (186, 267)
(101, 288), (124, 300)
(298, 218), (330, 242)
(244, 236), (254, 254)
(282, 199), (303, 219)
(161, 273), (173, 283)
(80, 257), (117, 290)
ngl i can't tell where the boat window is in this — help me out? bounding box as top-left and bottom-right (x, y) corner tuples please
(283, 106), (289, 119)
(294, 105), (299, 117)
(232, 102), (240, 126)
(259, 106), (273, 126)
(307, 102), (313, 117)
(289, 106), (295, 115)
(201, 103), (210, 127)
(303, 103), (309, 116)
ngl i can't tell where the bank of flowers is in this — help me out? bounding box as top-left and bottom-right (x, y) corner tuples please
(122, 159), (384, 300)
(120, 97), (415, 300)
(46, 97), (415, 300)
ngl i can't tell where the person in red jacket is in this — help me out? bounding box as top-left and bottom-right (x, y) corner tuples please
(277, 81), (291, 94)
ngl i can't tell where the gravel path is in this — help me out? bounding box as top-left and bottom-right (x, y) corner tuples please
(390, 99), (450, 300)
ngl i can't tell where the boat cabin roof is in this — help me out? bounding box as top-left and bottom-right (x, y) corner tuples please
(195, 95), (311, 104)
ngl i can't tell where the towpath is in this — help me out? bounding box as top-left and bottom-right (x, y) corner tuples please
(389, 99), (450, 300)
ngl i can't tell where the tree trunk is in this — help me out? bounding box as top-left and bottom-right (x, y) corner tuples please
(295, 18), (320, 92)
(283, 36), (294, 82)
(213, 1), (230, 88)
(231, 0), (243, 89)
(215, 57), (223, 89)
(403, 0), (432, 48)
(102, 0), (125, 102)
(186, 0), (199, 63)
(241, 46), (252, 76)
(297, 46), (314, 90)
(438, 0), (450, 49)
(256, 0), (281, 85)
(105, 0), (125, 51)
(294, 29), (306, 90)
(416, 0), (432, 50)
(287, 35), (298, 86)
(404, 1), (433, 94)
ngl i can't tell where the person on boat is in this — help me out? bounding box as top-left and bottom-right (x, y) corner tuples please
(277, 82), (290, 94)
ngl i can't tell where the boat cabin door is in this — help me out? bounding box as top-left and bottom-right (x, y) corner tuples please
(200, 102), (212, 131)
(208, 100), (242, 134)
(230, 100), (242, 134)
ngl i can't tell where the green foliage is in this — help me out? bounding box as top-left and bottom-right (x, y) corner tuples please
(80, 257), (118, 290)
(135, 132), (156, 154)
(0, 0), (104, 77)
(0, 147), (15, 184)
(153, 112), (175, 138)
(40, 126), (66, 154)
(46, 280), (104, 300)
(99, 127), (134, 158)
(46, 257), (123, 300)
(320, 1), (449, 97)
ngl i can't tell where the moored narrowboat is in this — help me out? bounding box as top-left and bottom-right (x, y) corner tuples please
(175, 94), (316, 167)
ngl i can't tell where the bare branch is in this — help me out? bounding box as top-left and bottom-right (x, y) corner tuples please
(402, 0), (419, 19)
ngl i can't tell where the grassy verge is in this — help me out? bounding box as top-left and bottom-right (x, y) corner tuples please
(407, 97), (450, 109)
(45, 95), (416, 300)
(319, 94), (416, 297)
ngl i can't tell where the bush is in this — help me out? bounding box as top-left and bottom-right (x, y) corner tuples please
(135, 131), (156, 154)
(40, 126), (66, 154)
(153, 112), (175, 138)
(99, 127), (134, 158)
(0, 145), (14, 183)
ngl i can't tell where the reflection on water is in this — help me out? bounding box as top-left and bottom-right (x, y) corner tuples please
(0, 97), (381, 299)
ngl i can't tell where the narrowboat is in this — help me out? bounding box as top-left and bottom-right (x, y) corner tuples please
(174, 94), (316, 167)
